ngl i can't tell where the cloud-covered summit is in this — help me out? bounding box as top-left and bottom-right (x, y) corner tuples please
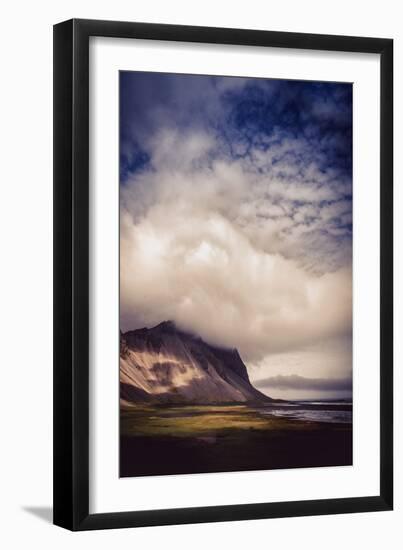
(119, 71), (352, 394)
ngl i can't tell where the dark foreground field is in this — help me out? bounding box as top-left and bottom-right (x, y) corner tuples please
(120, 404), (352, 477)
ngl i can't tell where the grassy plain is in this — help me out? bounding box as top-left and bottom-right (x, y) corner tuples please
(120, 403), (352, 477)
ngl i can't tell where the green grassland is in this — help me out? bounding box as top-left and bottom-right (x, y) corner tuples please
(120, 403), (352, 476)
(120, 403), (329, 438)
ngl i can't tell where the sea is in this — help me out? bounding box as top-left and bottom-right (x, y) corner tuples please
(259, 400), (353, 424)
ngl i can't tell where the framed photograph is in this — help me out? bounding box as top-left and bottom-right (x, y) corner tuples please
(53, 19), (393, 530)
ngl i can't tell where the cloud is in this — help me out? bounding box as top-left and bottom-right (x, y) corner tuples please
(254, 374), (352, 392)
(120, 130), (352, 362)
(119, 73), (353, 374)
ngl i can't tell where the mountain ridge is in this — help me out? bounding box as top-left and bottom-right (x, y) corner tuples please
(120, 321), (272, 405)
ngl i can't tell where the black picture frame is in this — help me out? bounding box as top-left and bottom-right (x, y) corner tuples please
(53, 18), (393, 531)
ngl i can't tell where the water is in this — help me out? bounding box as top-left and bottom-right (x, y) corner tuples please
(260, 401), (352, 424)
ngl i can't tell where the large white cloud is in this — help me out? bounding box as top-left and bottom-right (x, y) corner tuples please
(120, 129), (352, 368)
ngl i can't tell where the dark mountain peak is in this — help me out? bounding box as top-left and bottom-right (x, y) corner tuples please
(123, 320), (197, 341)
(120, 320), (272, 404)
(153, 320), (178, 333)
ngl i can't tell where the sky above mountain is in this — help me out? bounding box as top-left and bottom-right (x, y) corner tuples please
(119, 71), (352, 400)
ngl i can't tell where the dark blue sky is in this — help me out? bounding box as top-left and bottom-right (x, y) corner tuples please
(120, 72), (352, 190)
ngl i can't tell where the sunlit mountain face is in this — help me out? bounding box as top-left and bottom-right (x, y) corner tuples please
(120, 321), (272, 405)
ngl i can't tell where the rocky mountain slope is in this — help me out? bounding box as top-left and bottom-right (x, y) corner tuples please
(120, 321), (272, 404)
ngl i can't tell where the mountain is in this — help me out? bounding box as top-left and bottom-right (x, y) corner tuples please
(120, 321), (272, 405)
